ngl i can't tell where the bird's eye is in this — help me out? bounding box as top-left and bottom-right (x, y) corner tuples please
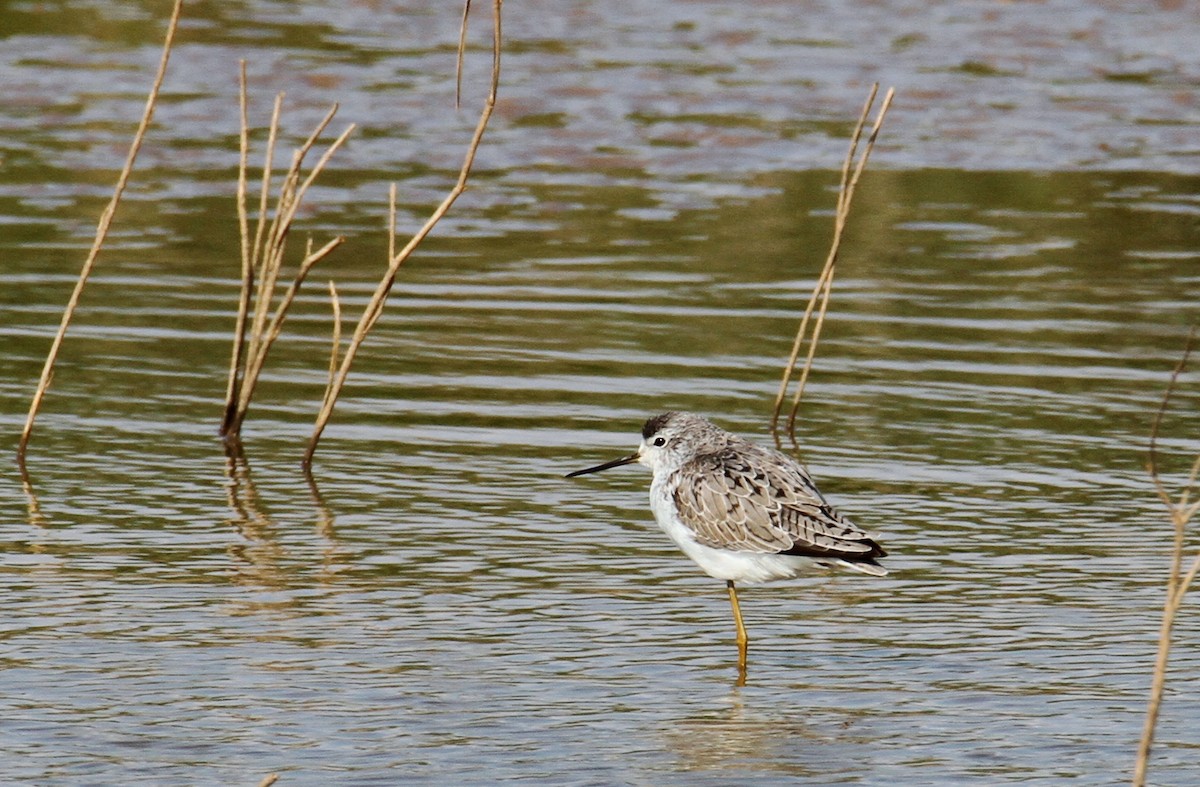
(653, 437), (666, 447)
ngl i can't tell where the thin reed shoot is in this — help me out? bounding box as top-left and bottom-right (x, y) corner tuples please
(301, 0), (503, 468)
(17, 0), (183, 464)
(770, 84), (894, 450)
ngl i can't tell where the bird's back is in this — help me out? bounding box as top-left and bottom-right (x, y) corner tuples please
(668, 438), (887, 574)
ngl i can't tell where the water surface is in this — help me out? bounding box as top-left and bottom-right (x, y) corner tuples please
(2, 1), (1200, 784)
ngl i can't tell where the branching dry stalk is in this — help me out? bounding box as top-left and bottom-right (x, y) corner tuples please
(220, 63), (354, 443)
(16, 0), (183, 465)
(1134, 326), (1200, 787)
(770, 84), (894, 451)
(301, 0), (503, 469)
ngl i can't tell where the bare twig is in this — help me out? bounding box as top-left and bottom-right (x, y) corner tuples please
(324, 279), (343, 403)
(251, 94), (284, 285)
(1134, 325), (1200, 787)
(770, 85), (894, 451)
(17, 0), (183, 463)
(1148, 327), (1199, 509)
(302, 0), (503, 468)
(240, 104), (349, 384)
(456, 0), (473, 109)
(220, 79), (354, 442)
(230, 236), (345, 432)
(224, 61), (257, 434)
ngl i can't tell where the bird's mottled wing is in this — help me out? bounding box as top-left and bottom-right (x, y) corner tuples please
(671, 444), (885, 561)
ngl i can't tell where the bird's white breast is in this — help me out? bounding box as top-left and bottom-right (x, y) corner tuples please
(649, 472), (810, 585)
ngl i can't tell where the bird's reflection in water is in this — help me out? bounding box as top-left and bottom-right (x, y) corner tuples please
(661, 690), (874, 779)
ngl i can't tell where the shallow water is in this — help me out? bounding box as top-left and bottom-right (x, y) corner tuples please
(2, 1), (1200, 785)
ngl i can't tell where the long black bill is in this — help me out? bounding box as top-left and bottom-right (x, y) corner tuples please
(564, 452), (640, 478)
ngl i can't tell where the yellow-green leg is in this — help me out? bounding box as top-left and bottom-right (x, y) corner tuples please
(726, 580), (748, 674)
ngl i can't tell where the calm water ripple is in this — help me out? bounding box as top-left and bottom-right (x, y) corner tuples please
(3, 1), (1200, 785)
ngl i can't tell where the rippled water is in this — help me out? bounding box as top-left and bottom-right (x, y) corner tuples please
(3, 2), (1200, 785)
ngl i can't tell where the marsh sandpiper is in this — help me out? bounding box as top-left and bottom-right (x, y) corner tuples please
(566, 411), (887, 671)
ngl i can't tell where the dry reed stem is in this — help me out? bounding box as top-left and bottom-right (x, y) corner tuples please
(243, 104), (346, 374)
(301, 0), (503, 469)
(232, 236), (345, 421)
(16, 0), (183, 463)
(251, 95), (284, 277)
(456, 0), (472, 108)
(224, 62), (257, 433)
(324, 279), (343, 403)
(246, 161), (299, 363)
(220, 82), (354, 441)
(770, 85), (894, 451)
(256, 773), (279, 787)
(1134, 326), (1200, 787)
(388, 182), (398, 266)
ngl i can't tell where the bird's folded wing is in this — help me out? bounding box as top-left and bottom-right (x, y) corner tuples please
(672, 449), (880, 559)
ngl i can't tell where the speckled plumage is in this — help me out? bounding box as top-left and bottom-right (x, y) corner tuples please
(656, 413), (887, 579)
